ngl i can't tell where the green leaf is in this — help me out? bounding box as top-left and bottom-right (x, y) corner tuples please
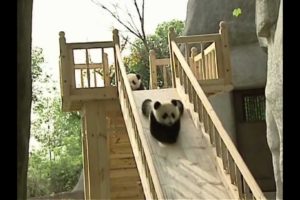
(233, 8), (242, 17)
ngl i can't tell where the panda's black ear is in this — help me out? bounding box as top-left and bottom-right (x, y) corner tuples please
(171, 99), (178, 106)
(136, 74), (141, 80)
(154, 101), (161, 110)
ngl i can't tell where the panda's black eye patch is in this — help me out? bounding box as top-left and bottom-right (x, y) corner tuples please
(171, 113), (175, 118)
(132, 80), (136, 85)
(162, 113), (168, 119)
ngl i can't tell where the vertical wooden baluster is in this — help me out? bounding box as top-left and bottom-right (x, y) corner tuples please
(85, 49), (91, 88)
(235, 165), (244, 199)
(243, 179), (253, 200)
(228, 153), (236, 184)
(215, 131), (221, 157)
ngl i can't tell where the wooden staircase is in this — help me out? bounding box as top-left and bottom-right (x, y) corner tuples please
(107, 111), (145, 200)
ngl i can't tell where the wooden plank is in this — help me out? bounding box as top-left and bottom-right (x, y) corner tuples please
(155, 58), (170, 66)
(110, 153), (134, 159)
(85, 49), (91, 88)
(163, 66), (168, 88)
(70, 86), (118, 100)
(83, 101), (110, 199)
(243, 179), (253, 199)
(103, 52), (111, 86)
(59, 32), (71, 101)
(110, 168), (139, 179)
(219, 21), (232, 85)
(74, 63), (103, 69)
(81, 111), (90, 200)
(149, 50), (158, 89)
(67, 41), (114, 49)
(110, 158), (137, 169)
(235, 167), (244, 199)
(110, 133), (131, 145)
(174, 33), (221, 44)
(68, 47), (77, 94)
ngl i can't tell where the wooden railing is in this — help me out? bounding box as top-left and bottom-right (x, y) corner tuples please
(112, 30), (164, 200)
(149, 50), (172, 89)
(168, 21), (232, 95)
(59, 31), (117, 111)
(168, 21), (266, 200)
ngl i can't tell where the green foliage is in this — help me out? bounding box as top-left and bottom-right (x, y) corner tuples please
(28, 48), (82, 197)
(233, 8), (242, 17)
(32, 47), (47, 103)
(124, 19), (184, 88)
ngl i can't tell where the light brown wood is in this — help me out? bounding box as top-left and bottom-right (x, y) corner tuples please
(171, 41), (266, 199)
(219, 21), (232, 85)
(70, 86), (117, 99)
(149, 50), (158, 89)
(74, 63), (103, 69)
(80, 112), (90, 200)
(155, 58), (169, 66)
(83, 101), (110, 199)
(133, 89), (231, 199)
(168, 27), (177, 88)
(59, 32), (72, 111)
(174, 33), (220, 44)
(115, 43), (164, 199)
(103, 52), (110, 86)
(67, 41), (114, 49)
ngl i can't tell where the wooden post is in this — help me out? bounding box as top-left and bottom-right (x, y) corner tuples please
(219, 21), (232, 85)
(190, 47), (200, 80)
(168, 27), (177, 88)
(81, 111), (90, 199)
(200, 42), (207, 80)
(59, 31), (71, 111)
(85, 49), (91, 88)
(103, 52), (110, 86)
(83, 101), (110, 199)
(149, 50), (157, 89)
(112, 29), (120, 84)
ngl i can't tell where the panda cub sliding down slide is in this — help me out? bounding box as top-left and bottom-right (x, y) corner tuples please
(142, 99), (184, 144)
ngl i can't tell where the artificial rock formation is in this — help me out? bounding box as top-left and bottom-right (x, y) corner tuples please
(256, 0), (283, 199)
(183, 0), (268, 143)
(183, 0), (267, 89)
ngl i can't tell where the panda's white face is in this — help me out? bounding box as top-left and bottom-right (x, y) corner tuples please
(153, 100), (181, 126)
(127, 73), (142, 90)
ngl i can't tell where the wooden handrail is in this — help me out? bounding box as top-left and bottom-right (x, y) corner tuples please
(113, 31), (164, 199)
(170, 40), (266, 200)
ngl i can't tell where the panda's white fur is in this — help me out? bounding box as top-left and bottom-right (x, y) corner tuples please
(142, 99), (184, 144)
(127, 73), (145, 90)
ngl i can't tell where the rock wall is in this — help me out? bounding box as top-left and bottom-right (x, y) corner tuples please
(256, 0), (282, 199)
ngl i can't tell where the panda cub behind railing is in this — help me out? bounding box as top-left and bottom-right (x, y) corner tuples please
(127, 73), (146, 90)
(142, 99), (184, 144)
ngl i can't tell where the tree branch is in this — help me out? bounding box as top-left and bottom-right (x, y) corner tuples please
(91, 0), (142, 39)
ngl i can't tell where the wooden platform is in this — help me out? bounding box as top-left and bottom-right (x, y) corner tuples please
(132, 88), (231, 199)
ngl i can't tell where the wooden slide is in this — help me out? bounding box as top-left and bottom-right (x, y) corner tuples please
(130, 88), (232, 199)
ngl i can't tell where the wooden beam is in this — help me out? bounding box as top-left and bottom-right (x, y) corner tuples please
(80, 111), (90, 199)
(83, 101), (110, 199)
(67, 41), (114, 49)
(175, 33), (221, 44)
(70, 86), (118, 101)
(149, 50), (158, 89)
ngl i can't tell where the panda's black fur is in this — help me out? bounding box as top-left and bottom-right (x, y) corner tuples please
(142, 99), (184, 144)
(127, 73), (145, 90)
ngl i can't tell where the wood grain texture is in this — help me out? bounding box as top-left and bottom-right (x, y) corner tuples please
(132, 88), (231, 199)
